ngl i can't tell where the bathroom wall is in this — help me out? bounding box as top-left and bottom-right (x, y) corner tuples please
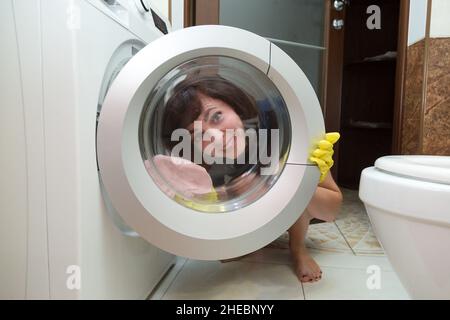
(422, 0), (450, 155)
(402, 0), (427, 154)
(150, 0), (169, 19)
(170, 0), (184, 30)
(401, 0), (450, 155)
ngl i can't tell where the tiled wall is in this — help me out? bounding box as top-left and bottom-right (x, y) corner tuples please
(401, 0), (450, 155)
(402, 40), (425, 154)
(422, 38), (450, 154)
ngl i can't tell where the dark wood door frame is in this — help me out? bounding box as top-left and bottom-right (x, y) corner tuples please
(195, 0), (220, 25)
(322, 0), (346, 179)
(185, 0), (220, 26)
(183, 0), (195, 27)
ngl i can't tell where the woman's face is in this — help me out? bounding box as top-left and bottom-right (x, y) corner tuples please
(187, 93), (246, 159)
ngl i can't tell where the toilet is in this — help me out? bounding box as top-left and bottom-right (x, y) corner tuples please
(359, 155), (450, 299)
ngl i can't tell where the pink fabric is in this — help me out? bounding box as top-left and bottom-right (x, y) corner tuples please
(144, 155), (213, 199)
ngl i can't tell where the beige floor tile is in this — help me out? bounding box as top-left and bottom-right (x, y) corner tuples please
(308, 250), (394, 271)
(305, 222), (353, 253)
(239, 247), (292, 265)
(336, 188), (384, 255)
(303, 266), (410, 300)
(241, 224), (353, 264)
(149, 257), (187, 300)
(241, 247), (395, 272)
(162, 260), (304, 300)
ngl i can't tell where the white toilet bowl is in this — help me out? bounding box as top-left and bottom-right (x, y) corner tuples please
(359, 155), (450, 299)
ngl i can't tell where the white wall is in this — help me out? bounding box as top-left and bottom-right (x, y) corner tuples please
(170, 0), (184, 30)
(430, 0), (450, 38)
(0, 0), (28, 299)
(408, 0), (428, 45)
(149, 0), (184, 30)
(149, 0), (169, 20)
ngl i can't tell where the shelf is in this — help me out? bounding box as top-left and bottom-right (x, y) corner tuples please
(345, 59), (396, 68)
(345, 51), (397, 67)
(344, 119), (392, 130)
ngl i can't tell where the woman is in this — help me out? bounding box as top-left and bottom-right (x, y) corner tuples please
(161, 74), (260, 195)
(158, 75), (342, 282)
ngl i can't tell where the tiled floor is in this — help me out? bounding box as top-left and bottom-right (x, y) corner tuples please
(306, 188), (385, 256)
(150, 189), (410, 300)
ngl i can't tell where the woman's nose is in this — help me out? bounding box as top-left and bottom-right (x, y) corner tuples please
(207, 128), (224, 142)
(201, 122), (223, 133)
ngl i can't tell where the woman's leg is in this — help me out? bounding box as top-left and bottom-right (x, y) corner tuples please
(288, 210), (322, 282)
(289, 174), (342, 282)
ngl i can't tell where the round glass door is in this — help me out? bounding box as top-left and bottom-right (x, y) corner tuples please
(139, 56), (291, 213)
(96, 25), (324, 259)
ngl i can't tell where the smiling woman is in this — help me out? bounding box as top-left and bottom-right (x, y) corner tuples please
(163, 75), (256, 161)
(138, 55), (292, 212)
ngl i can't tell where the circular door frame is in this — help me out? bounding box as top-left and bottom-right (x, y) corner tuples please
(97, 25), (324, 260)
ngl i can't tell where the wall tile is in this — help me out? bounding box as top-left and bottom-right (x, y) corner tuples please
(401, 40), (425, 154)
(423, 37), (450, 155)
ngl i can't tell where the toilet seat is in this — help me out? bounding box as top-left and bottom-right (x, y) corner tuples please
(360, 156), (450, 298)
(360, 156), (450, 226)
(375, 156), (450, 185)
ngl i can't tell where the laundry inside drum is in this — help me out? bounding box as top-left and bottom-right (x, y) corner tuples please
(139, 56), (292, 213)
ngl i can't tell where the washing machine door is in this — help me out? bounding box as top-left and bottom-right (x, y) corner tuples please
(96, 25), (325, 260)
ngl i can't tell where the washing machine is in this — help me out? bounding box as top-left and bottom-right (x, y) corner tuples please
(96, 15), (325, 258)
(1, 0), (175, 299)
(1, 0), (325, 300)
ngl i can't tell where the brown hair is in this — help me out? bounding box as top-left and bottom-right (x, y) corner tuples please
(162, 75), (258, 150)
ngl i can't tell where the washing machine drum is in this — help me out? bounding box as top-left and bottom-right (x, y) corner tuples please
(96, 25), (324, 260)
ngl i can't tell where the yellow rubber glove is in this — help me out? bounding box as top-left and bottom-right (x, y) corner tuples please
(309, 132), (340, 182)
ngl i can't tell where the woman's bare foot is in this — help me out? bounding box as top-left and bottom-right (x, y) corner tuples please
(288, 210), (322, 283)
(290, 244), (322, 283)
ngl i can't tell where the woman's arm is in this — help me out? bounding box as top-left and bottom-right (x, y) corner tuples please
(305, 174), (343, 222)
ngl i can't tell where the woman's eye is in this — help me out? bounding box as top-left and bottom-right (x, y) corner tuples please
(210, 111), (223, 124)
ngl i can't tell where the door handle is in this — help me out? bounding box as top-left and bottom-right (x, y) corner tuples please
(333, 0), (346, 12)
(332, 19), (344, 30)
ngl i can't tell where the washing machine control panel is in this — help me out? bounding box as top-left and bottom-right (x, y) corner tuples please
(89, 0), (171, 42)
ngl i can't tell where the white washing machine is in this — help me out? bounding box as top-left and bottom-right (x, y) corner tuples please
(1, 0), (325, 300)
(97, 24), (326, 261)
(1, 0), (175, 299)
